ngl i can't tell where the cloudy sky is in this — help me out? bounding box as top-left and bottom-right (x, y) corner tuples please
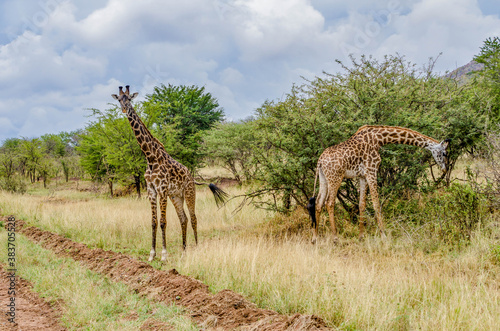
(0, 0), (499, 142)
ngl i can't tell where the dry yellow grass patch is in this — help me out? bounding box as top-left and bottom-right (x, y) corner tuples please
(0, 183), (498, 330)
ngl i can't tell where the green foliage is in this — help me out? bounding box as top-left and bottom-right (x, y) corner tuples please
(77, 106), (147, 195)
(143, 84), (224, 170)
(474, 36), (500, 120)
(0, 131), (80, 191)
(432, 183), (485, 245)
(0, 138), (21, 180)
(20, 138), (43, 183)
(0, 176), (26, 193)
(386, 183), (488, 249)
(251, 55), (486, 213)
(77, 122), (110, 181)
(202, 119), (258, 183)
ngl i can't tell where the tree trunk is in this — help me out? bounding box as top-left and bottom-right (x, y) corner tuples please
(108, 179), (114, 197)
(134, 175), (141, 198)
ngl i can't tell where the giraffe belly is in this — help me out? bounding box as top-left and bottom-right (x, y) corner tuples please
(345, 170), (358, 178)
(345, 164), (365, 179)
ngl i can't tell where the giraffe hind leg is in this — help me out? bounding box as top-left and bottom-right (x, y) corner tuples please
(159, 197), (168, 261)
(185, 185), (198, 245)
(312, 166), (328, 244)
(148, 188), (158, 262)
(358, 178), (367, 240)
(171, 196), (189, 250)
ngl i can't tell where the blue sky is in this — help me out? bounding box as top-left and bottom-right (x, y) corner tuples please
(0, 0), (499, 142)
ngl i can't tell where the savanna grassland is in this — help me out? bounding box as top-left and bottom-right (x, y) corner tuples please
(1, 167), (499, 330)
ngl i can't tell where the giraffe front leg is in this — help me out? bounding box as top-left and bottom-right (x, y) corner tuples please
(148, 195), (158, 262)
(159, 197), (168, 262)
(366, 176), (386, 237)
(171, 196), (188, 250)
(358, 178), (367, 240)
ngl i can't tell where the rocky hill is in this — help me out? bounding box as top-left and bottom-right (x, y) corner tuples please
(445, 60), (484, 81)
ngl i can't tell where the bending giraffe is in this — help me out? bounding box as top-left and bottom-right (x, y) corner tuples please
(307, 125), (450, 243)
(112, 86), (228, 261)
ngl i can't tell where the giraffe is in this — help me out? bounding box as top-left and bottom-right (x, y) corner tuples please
(307, 125), (450, 244)
(112, 86), (228, 261)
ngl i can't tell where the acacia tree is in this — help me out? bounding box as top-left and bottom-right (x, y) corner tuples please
(143, 84), (224, 170)
(474, 36), (500, 121)
(251, 55), (486, 215)
(20, 138), (43, 183)
(78, 106), (147, 197)
(0, 138), (21, 181)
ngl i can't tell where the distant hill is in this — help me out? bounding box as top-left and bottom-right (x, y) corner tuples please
(445, 60), (484, 81)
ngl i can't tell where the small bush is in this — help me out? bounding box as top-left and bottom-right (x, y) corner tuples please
(259, 208), (311, 240)
(437, 183), (485, 243)
(386, 183), (489, 249)
(0, 176), (27, 194)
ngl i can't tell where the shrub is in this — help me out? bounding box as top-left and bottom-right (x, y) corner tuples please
(0, 176), (27, 194)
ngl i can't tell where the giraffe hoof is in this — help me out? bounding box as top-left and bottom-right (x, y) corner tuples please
(161, 249), (168, 262)
(311, 238), (317, 245)
(148, 256), (155, 262)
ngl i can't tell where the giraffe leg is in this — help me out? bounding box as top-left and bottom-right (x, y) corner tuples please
(171, 196), (188, 250)
(326, 180), (342, 242)
(148, 189), (158, 262)
(366, 175), (385, 236)
(312, 167), (328, 245)
(358, 178), (367, 240)
(159, 197), (168, 262)
(185, 185), (198, 245)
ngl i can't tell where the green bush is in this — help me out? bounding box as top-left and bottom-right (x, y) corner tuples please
(386, 183), (488, 249)
(0, 176), (27, 194)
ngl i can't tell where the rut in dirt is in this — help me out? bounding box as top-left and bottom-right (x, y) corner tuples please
(5, 217), (330, 330)
(0, 267), (66, 331)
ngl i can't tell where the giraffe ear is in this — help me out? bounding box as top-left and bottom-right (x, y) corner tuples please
(111, 94), (119, 100)
(130, 92), (139, 100)
(441, 138), (451, 149)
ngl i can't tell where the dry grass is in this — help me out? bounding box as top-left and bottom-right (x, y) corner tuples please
(0, 179), (499, 330)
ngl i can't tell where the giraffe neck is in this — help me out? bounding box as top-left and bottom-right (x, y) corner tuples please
(358, 125), (439, 149)
(124, 104), (166, 164)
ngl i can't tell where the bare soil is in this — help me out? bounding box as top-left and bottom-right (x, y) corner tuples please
(0, 267), (65, 331)
(3, 217), (329, 330)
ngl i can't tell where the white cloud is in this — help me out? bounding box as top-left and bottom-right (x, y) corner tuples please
(0, 0), (499, 142)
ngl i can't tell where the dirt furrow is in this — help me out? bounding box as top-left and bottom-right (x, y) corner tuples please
(0, 266), (66, 331)
(5, 217), (329, 330)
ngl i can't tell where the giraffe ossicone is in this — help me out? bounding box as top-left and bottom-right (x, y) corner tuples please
(308, 125), (450, 244)
(112, 85), (228, 261)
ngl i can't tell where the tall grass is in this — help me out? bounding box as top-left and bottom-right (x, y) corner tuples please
(0, 183), (499, 330)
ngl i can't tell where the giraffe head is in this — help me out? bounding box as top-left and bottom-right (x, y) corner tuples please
(111, 85), (138, 113)
(428, 138), (450, 171)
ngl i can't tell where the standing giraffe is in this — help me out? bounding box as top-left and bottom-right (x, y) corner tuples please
(112, 86), (228, 261)
(307, 125), (449, 243)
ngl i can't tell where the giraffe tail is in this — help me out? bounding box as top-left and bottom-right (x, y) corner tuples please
(307, 165), (320, 228)
(195, 181), (229, 208)
(307, 196), (317, 229)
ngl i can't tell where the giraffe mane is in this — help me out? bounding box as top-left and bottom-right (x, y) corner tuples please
(354, 125), (439, 143)
(126, 104), (172, 161)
